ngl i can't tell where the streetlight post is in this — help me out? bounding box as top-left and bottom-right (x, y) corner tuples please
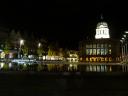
(38, 42), (42, 60)
(18, 39), (24, 59)
(38, 43), (41, 48)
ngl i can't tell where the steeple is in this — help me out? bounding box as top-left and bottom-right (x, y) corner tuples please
(100, 14), (104, 20)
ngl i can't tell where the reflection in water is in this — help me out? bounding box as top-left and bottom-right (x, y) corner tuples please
(9, 63), (12, 68)
(0, 62), (127, 72)
(68, 64), (77, 71)
(86, 65), (107, 72)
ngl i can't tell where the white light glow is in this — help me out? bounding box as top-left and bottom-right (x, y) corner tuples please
(120, 40), (123, 43)
(9, 63), (12, 68)
(38, 43), (41, 48)
(125, 31), (128, 34)
(122, 38), (124, 40)
(123, 35), (126, 38)
(95, 22), (110, 39)
(20, 40), (24, 46)
(0, 62), (4, 69)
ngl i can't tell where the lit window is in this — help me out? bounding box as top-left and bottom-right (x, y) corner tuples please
(93, 49), (96, 55)
(86, 49), (90, 55)
(97, 44), (100, 48)
(101, 44), (104, 48)
(109, 49), (111, 54)
(109, 44), (111, 47)
(93, 44), (96, 48)
(101, 49), (105, 55)
(97, 49), (101, 55)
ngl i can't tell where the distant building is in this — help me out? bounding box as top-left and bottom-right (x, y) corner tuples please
(67, 50), (79, 62)
(79, 20), (120, 63)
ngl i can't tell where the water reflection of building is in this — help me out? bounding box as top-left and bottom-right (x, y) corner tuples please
(79, 20), (120, 63)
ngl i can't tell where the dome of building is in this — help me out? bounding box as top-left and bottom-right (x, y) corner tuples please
(97, 22), (108, 29)
(95, 21), (110, 39)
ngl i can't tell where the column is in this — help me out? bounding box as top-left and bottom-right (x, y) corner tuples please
(122, 45), (124, 61)
(126, 43), (127, 62)
(124, 45), (126, 61)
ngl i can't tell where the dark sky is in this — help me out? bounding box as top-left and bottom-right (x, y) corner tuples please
(0, 1), (128, 49)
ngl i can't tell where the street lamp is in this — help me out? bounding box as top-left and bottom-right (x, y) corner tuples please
(18, 39), (24, 58)
(20, 40), (24, 47)
(38, 42), (41, 48)
(37, 42), (42, 60)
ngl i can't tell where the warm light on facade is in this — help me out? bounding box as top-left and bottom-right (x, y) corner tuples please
(0, 52), (5, 58)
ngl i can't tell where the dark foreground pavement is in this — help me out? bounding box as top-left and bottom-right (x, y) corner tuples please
(0, 72), (128, 96)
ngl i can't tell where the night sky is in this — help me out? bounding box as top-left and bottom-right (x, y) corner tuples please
(0, 1), (128, 49)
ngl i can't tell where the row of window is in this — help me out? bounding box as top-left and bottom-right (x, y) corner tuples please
(86, 48), (111, 55)
(86, 44), (111, 48)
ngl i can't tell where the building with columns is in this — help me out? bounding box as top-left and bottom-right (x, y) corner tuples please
(79, 20), (120, 63)
(120, 31), (128, 63)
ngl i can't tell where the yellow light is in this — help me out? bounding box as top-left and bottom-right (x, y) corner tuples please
(0, 62), (4, 69)
(69, 64), (73, 67)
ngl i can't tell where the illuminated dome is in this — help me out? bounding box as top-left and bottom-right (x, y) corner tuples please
(97, 22), (108, 29)
(95, 21), (110, 39)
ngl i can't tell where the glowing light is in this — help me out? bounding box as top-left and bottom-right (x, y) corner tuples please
(95, 22), (110, 39)
(122, 38), (124, 40)
(0, 52), (5, 58)
(69, 64), (73, 67)
(0, 62), (4, 69)
(125, 31), (128, 34)
(9, 63), (12, 68)
(123, 35), (126, 38)
(20, 39), (24, 46)
(38, 43), (41, 48)
(120, 40), (123, 43)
